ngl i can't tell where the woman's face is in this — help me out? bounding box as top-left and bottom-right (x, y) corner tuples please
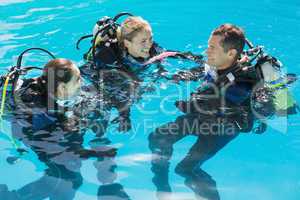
(56, 67), (81, 100)
(124, 29), (153, 59)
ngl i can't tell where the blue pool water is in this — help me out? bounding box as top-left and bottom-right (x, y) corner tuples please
(1, 0), (300, 199)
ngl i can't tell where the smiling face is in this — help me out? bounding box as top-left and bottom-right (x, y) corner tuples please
(124, 28), (153, 59)
(206, 35), (238, 70)
(120, 16), (154, 59)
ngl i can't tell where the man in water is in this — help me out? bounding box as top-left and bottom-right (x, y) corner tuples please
(148, 24), (258, 198)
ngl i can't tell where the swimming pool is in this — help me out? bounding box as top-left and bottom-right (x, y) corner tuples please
(1, 0), (300, 199)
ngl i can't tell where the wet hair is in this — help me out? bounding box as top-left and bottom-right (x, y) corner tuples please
(41, 58), (79, 95)
(119, 16), (152, 48)
(212, 24), (245, 55)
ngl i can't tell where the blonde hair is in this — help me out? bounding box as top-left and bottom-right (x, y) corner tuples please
(119, 16), (152, 48)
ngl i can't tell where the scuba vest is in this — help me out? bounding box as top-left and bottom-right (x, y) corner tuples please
(254, 55), (297, 116)
(235, 39), (298, 134)
(243, 39), (298, 117)
(175, 70), (256, 134)
(0, 47), (56, 118)
(191, 39), (298, 119)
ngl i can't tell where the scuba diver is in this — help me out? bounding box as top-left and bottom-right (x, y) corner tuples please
(77, 12), (203, 133)
(148, 23), (298, 198)
(0, 48), (116, 199)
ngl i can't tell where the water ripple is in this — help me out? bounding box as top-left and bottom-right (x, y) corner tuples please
(0, 44), (24, 59)
(0, 0), (33, 6)
(44, 29), (61, 36)
(10, 6), (65, 19)
(0, 21), (30, 32)
(0, 33), (17, 42)
(14, 33), (40, 39)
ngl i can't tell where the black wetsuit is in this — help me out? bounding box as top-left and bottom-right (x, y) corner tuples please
(148, 63), (258, 183)
(80, 42), (164, 132)
(4, 78), (115, 200)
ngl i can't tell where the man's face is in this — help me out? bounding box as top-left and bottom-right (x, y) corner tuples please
(125, 29), (153, 59)
(206, 35), (235, 70)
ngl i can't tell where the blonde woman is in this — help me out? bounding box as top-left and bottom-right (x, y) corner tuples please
(80, 15), (165, 133)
